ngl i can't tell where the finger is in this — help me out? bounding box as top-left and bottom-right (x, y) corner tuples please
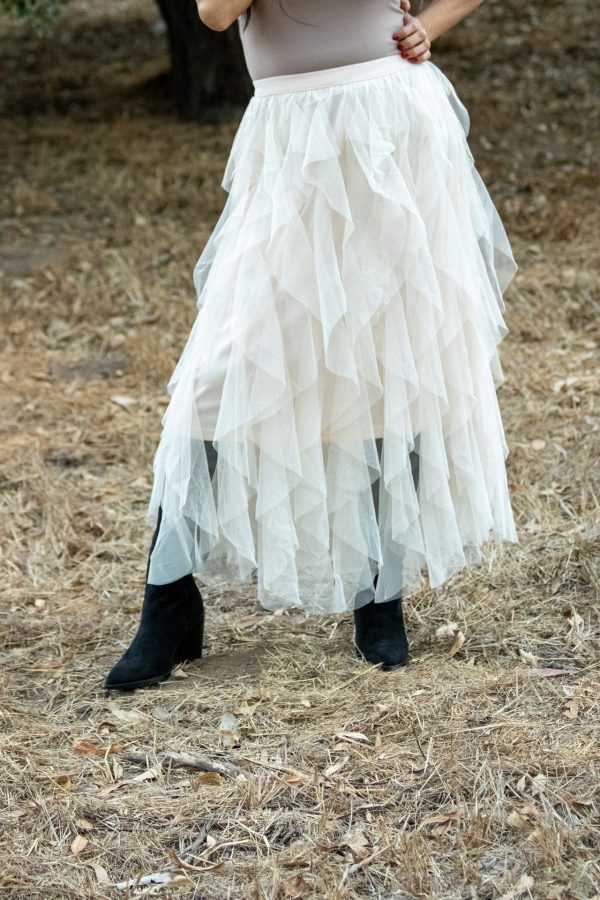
(404, 39), (431, 59)
(410, 47), (432, 64)
(401, 39), (428, 60)
(392, 20), (418, 42)
(406, 47), (431, 63)
(397, 29), (428, 51)
(399, 0), (411, 12)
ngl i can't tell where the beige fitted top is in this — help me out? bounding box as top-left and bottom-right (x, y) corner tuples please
(237, 0), (408, 81)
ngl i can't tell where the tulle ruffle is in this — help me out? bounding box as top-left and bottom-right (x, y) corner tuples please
(147, 61), (518, 614)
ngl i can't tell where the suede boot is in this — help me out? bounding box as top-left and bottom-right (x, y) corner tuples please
(104, 575), (204, 690)
(105, 506), (204, 691)
(354, 577), (409, 670)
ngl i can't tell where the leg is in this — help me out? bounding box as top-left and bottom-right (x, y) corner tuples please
(353, 438), (420, 669)
(104, 441), (217, 690)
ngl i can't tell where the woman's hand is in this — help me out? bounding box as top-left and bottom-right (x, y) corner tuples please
(394, 0), (486, 58)
(392, 14), (432, 64)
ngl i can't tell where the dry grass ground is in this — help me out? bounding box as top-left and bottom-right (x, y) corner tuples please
(0, 0), (599, 897)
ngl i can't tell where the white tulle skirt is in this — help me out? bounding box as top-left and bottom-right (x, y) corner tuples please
(146, 54), (519, 614)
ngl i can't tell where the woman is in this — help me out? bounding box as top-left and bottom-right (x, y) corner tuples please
(105, 0), (518, 690)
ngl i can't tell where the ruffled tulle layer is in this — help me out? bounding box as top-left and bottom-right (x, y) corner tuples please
(147, 60), (518, 614)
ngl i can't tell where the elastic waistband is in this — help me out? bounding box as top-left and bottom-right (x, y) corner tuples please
(252, 54), (411, 97)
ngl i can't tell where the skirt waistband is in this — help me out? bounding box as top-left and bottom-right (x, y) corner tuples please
(252, 54), (411, 97)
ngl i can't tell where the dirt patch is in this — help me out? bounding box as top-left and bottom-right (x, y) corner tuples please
(53, 353), (130, 381)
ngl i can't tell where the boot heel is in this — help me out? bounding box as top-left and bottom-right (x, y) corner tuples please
(175, 578), (204, 663)
(176, 626), (203, 663)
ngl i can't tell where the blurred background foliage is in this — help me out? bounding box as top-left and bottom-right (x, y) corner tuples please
(1, 0), (70, 32)
(1, 0), (251, 119)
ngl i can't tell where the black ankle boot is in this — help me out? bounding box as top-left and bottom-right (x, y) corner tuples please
(354, 591), (409, 670)
(105, 575), (204, 690)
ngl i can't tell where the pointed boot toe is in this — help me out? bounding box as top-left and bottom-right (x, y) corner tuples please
(104, 650), (172, 691)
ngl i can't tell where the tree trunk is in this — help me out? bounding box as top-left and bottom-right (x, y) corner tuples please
(155, 0), (252, 122)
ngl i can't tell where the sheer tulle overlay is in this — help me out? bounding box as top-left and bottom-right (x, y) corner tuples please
(147, 56), (518, 614)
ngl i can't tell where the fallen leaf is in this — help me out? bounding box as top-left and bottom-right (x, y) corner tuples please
(281, 874), (311, 898)
(334, 731), (370, 744)
(519, 649), (538, 666)
(517, 667), (572, 678)
(281, 773), (305, 785)
(531, 774), (547, 795)
(113, 872), (190, 890)
(122, 767), (159, 785)
(166, 850), (225, 875)
(172, 666), (189, 679)
(324, 757), (349, 778)
(73, 738), (121, 756)
(526, 827), (543, 844)
(553, 377), (577, 393)
(106, 702), (149, 725)
(234, 615), (263, 630)
(435, 622), (458, 639)
(419, 809), (461, 829)
(193, 772), (222, 787)
(219, 712), (241, 748)
(90, 863), (111, 885)
(564, 795), (595, 809)
(499, 873), (535, 900)
(564, 699), (580, 719)
(565, 608), (586, 644)
(98, 721), (117, 734)
(52, 774), (73, 791)
(110, 395), (136, 409)
(75, 818), (94, 832)
(281, 856), (311, 870)
(30, 656), (65, 671)
(97, 767), (159, 797)
(521, 804), (541, 821)
(5, 808), (31, 819)
(507, 810), (526, 829)
(71, 835), (88, 855)
(98, 784), (123, 798)
(72, 738), (100, 755)
(449, 630), (465, 657)
(342, 831), (370, 861)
